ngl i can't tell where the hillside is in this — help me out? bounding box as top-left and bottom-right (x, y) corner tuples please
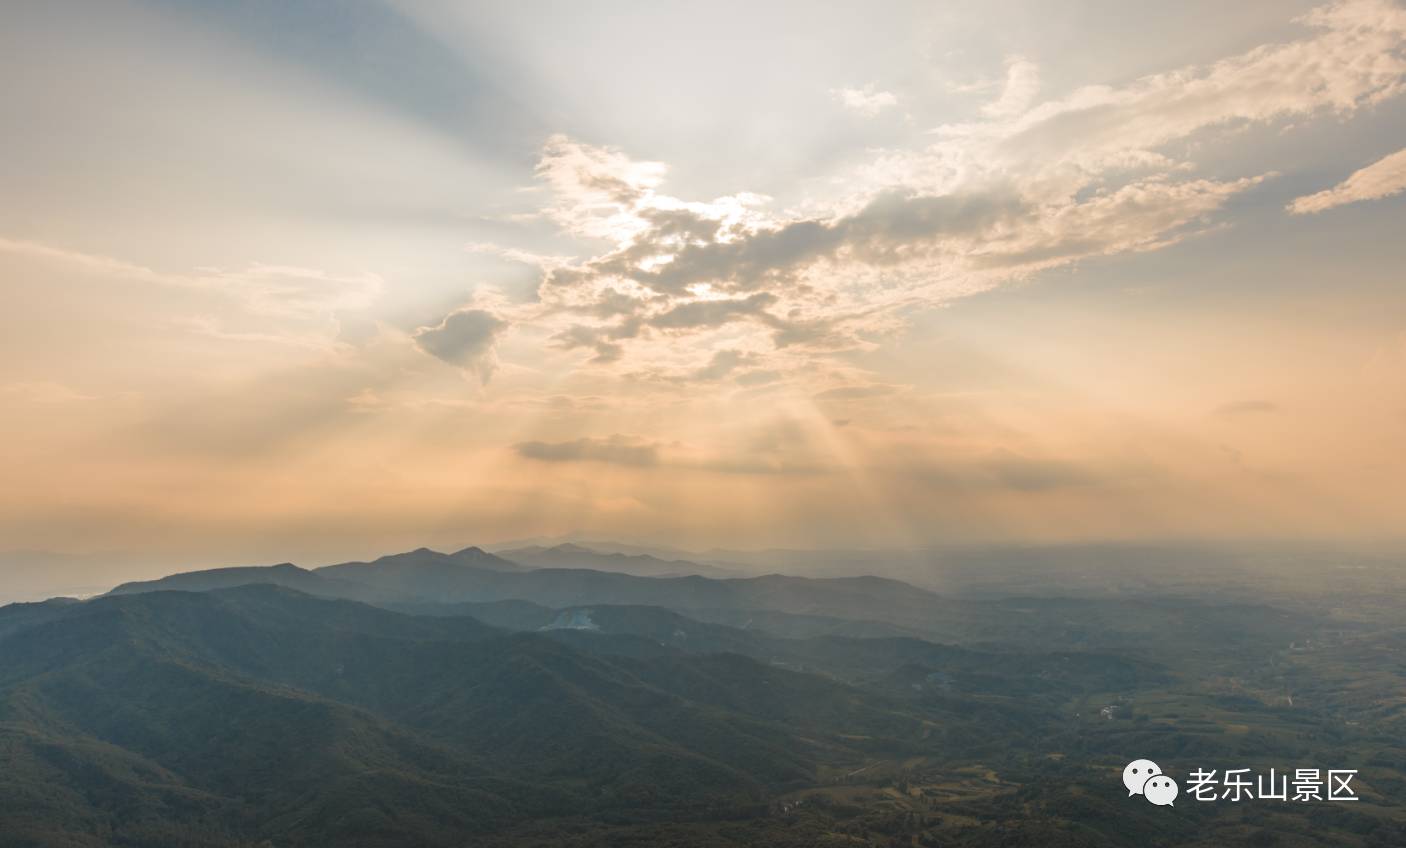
(315, 553), (958, 629)
(107, 562), (387, 603)
(104, 548), (1328, 661)
(0, 585), (955, 847)
(6, 549), (1406, 847)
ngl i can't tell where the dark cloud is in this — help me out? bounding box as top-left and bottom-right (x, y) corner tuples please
(413, 309), (507, 382)
(530, 186), (1029, 364)
(639, 207), (727, 242)
(735, 369), (783, 386)
(552, 316), (642, 363)
(590, 288), (653, 317)
(569, 189), (1024, 299)
(514, 435), (660, 467)
(636, 219), (839, 294)
(837, 189), (1024, 264)
(764, 313), (850, 349)
(648, 292), (778, 329)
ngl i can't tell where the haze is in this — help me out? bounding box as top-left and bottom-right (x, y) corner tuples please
(3, 0), (1405, 567)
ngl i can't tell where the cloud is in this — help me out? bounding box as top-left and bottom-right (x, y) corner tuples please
(974, 1), (1406, 176)
(465, 241), (571, 270)
(534, 134), (668, 241)
(551, 315), (642, 363)
(1288, 146), (1406, 213)
(200, 263), (382, 319)
(412, 308), (508, 383)
(487, 1), (1406, 379)
(648, 292), (779, 329)
(0, 237), (382, 320)
(514, 435), (660, 467)
(589, 288), (655, 317)
(568, 188), (1025, 299)
(981, 57), (1039, 118)
(964, 175), (1267, 270)
(830, 85), (898, 117)
(692, 349), (758, 381)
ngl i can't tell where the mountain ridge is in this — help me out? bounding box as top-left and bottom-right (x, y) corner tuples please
(498, 543), (741, 579)
(0, 584), (951, 846)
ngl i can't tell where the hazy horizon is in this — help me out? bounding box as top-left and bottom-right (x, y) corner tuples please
(4, 534), (1402, 608)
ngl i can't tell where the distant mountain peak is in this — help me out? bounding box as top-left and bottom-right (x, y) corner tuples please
(498, 544), (739, 579)
(551, 543), (596, 554)
(316, 547), (526, 588)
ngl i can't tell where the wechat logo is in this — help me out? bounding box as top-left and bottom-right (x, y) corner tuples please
(1123, 759), (1179, 807)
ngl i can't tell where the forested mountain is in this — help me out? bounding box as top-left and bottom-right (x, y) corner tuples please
(5, 548), (1406, 847)
(0, 585), (968, 846)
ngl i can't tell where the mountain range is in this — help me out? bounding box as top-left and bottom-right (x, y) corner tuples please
(494, 542), (741, 579)
(106, 545), (1313, 659)
(4, 543), (1390, 847)
(0, 579), (993, 846)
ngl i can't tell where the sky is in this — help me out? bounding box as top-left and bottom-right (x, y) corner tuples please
(2, 0), (1405, 563)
